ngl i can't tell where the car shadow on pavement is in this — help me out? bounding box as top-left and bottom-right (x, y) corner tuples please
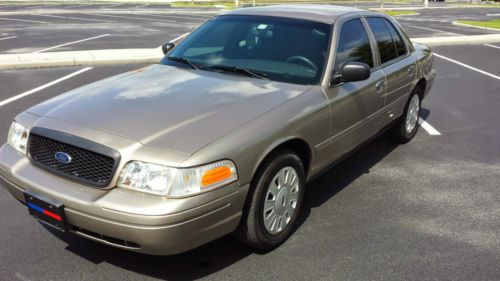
(45, 226), (254, 280)
(44, 131), (401, 280)
(299, 133), (398, 219)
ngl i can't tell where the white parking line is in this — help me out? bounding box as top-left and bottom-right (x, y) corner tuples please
(170, 32), (190, 42)
(36, 14), (114, 23)
(31, 34), (110, 53)
(434, 53), (500, 81)
(0, 35), (17, 41)
(0, 17), (47, 24)
(65, 4), (87, 9)
(0, 67), (92, 108)
(486, 13), (500, 16)
(418, 118), (441, 136)
(145, 14), (210, 21)
(406, 25), (464, 36)
(80, 12), (177, 23)
(484, 44), (500, 50)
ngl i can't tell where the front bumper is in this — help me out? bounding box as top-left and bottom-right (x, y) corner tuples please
(0, 143), (248, 255)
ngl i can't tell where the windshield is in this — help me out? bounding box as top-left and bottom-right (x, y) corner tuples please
(160, 15), (331, 85)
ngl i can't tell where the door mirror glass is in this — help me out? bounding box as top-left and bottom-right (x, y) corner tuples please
(162, 42), (175, 55)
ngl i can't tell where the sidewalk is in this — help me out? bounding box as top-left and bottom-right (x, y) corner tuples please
(0, 48), (163, 70)
(1, 34), (500, 70)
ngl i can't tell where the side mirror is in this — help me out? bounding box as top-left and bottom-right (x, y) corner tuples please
(331, 62), (371, 85)
(162, 42), (175, 55)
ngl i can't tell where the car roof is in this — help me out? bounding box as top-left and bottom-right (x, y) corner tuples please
(225, 4), (376, 24)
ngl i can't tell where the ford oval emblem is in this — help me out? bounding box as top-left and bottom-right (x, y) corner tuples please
(55, 152), (72, 164)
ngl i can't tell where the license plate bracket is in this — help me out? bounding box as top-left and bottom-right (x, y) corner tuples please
(24, 191), (68, 232)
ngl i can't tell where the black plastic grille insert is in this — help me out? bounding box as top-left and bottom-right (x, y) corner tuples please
(28, 129), (119, 187)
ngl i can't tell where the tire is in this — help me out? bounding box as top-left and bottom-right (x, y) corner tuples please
(236, 149), (305, 250)
(388, 86), (422, 143)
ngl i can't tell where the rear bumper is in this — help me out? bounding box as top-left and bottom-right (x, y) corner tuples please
(0, 144), (248, 255)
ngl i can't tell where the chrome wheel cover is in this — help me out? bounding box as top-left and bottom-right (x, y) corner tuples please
(405, 94), (420, 134)
(263, 166), (300, 235)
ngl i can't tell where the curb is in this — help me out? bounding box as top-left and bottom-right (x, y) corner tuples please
(371, 6), (462, 11)
(0, 48), (163, 70)
(411, 34), (500, 46)
(0, 9), (222, 16)
(392, 13), (420, 17)
(452, 21), (500, 32)
(2, 34), (500, 70)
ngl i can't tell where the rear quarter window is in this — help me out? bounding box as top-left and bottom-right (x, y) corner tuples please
(366, 17), (399, 64)
(385, 20), (407, 56)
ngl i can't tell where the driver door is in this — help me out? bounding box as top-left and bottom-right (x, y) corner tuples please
(323, 17), (386, 160)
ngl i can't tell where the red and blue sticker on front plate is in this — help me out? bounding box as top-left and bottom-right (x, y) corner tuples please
(24, 192), (68, 232)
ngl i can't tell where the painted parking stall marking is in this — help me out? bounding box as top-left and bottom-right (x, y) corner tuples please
(418, 118), (441, 136)
(0, 17), (48, 24)
(145, 14), (211, 21)
(0, 67), (92, 108)
(102, 3), (122, 8)
(79, 12), (178, 23)
(170, 32), (190, 43)
(65, 4), (87, 9)
(405, 25), (464, 36)
(484, 44), (500, 50)
(421, 50), (500, 136)
(0, 35), (17, 41)
(434, 53), (500, 81)
(36, 14), (115, 23)
(31, 34), (110, 53)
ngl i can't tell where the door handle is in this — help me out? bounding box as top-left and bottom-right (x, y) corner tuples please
(375, 80), (385, 91)
(408, 66), (416, 76)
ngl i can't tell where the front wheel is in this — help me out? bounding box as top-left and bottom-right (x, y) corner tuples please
(236, 149), (305, 250)
(388, 87), (422, 143)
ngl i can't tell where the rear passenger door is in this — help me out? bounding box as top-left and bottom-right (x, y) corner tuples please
(365, 17), (417, 118)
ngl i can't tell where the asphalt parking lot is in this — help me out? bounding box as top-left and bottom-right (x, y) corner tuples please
(0, 4), (217, 52)
(1, 4), (500, 53)
(0, 3), (499, 281)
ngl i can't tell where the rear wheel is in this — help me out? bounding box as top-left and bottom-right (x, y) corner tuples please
(388, 87), (422, 143)
(236, 149), (305, 250)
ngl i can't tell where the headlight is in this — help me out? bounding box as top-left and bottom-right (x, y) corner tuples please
(7, 121), (30, 154)
(117, 160), (238, 197)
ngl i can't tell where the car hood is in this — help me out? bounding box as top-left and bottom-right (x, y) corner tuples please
(27, 64), (310, 155)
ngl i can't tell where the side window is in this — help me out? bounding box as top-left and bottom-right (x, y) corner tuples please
(366, 17), (398, 64)
(385, 20), (407, 56)
(334, 18), (373, 72)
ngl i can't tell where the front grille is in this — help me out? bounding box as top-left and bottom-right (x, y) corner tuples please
(28, 129), (119, 187)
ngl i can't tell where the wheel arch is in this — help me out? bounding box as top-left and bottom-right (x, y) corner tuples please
(415, 78), (426, 100)
(251, 137), (312, 185)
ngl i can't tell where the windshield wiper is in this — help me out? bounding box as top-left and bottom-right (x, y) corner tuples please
(167, 56), (199, 69)
(204, 65), (268, 79)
